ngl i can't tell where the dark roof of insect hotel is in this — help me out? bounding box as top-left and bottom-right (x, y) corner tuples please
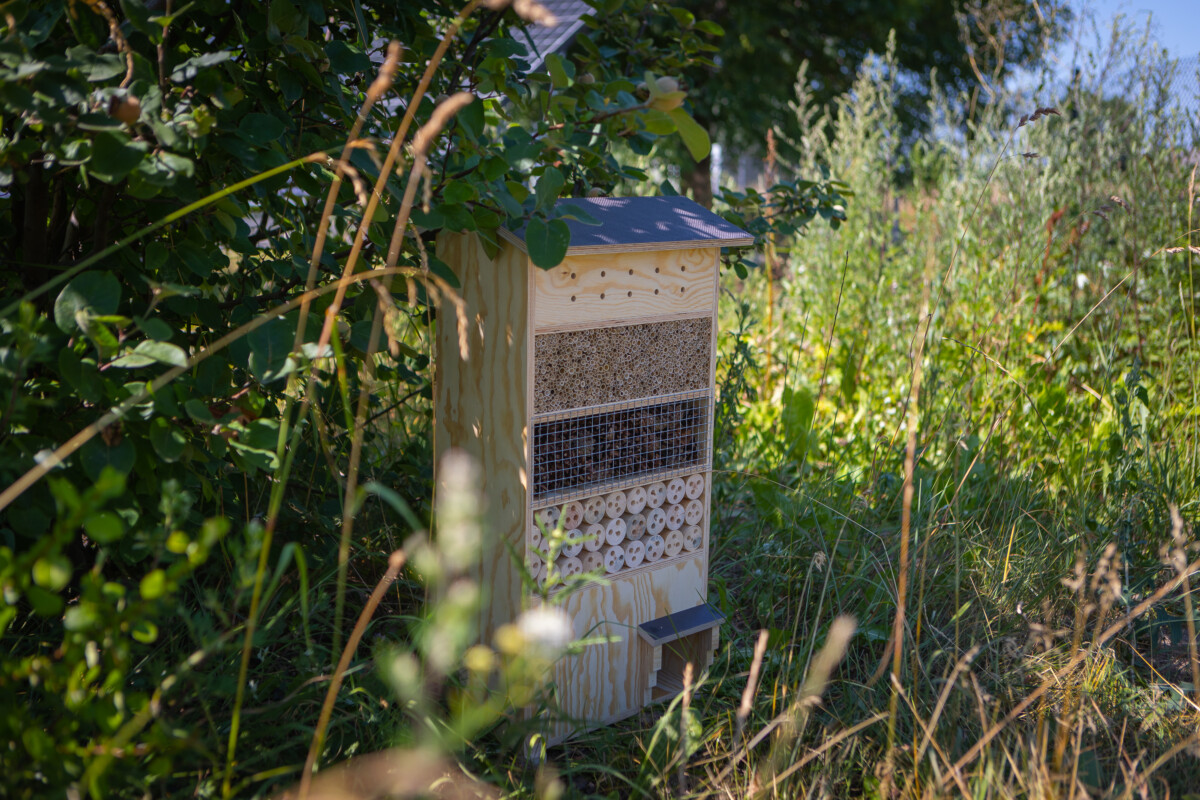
(499, 196), (755, 256)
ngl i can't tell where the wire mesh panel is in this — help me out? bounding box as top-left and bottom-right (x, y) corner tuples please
(531, 390), (711, 503)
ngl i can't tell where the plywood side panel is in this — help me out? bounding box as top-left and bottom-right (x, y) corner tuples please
(548, 554), (707, 737)
(434, 233), (529, 643)
(533, 248), (717, 332)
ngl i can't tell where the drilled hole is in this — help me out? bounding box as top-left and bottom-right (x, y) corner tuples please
(680, 287), (685, 293)
(600, 270), (606, 277)
(600, 293), (605, 299)
(681, 266), (686, 271)
(628, 269), (633, 275)
(571, 272), (576, 279)
(655, 267), (660, 273)
(627, 291), (632, 297)
(571, 295), (576, 301)
(654, 289), (659, 295)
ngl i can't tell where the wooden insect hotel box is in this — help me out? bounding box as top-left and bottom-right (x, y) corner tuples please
(434, 196), (752, 736)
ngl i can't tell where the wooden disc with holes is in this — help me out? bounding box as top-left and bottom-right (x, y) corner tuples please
(684, 473), (706, 500)
(645, 506), (667, 535)
(665, 503), (685, 531)
(621, 512), (646, 540)
(536, 559), (549, 587)
(604, 516), (627, 546)
(682, 525), (702, 552)
(536, 506), (561, 528)
(529, 525), (543, 551)
(581, 550), (604, 573)
(602, 544), (625, 573)
(561, 500), (585, 530)
(583, 495), (606, 524)
(526, 551), (542, 575)
(644, 534), (665, 562)
(665, 477), (687, 505)
(684, 498), (704, 526)
(663, 529), (684, 558)
(624, 539), (646, 568)
(645, 481), (667, 508)
(558, 555), (583, 578)
(582, 522), (605, 552)
(625, 485), (648, 514)
(604, 490), (627, 519)
(562, 529), (584, 558)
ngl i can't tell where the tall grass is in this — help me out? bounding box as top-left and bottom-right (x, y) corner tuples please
(606, 22), (1200, 798)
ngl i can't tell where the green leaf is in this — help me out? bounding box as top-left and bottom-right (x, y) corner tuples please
(80, 437), (136, 482)
(184, 398), (213, 422)
(667, 107), (711, 161)
(89, 132), (147, 183)
(535, 166), (564, 211)
(525, 218), (571, 269)
(248, 317), (297, 383)
(325, 40), (370, 75)
(131, 619), (159, 644)
(140, 569), (167, 600)
(54, 272), (121, 334)
(32, 556), (72, 592)
(84, 511), (126, 543)
(25, 586), (64, 617)
(238, 113), (286, 146)
(149, 418), (187, 462)
(136, 317), (174, 341)
(133, 340), (188, 367)
(641, 109), (678, 135)
(546, 53), (573, 89)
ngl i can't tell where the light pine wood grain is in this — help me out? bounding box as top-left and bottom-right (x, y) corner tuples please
(434, 232), (530, 645)
(532, 248), (718, 332)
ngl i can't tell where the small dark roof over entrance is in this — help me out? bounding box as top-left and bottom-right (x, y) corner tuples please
(499, 196), (755, 255)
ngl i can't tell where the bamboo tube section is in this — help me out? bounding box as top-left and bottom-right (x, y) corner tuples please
(621, 512), (647, 540)
(625, 485), (648, 514)
(601, 544), (625, 573)
(561, 500), (585, 530)
(665, 477), (687, 506)
(604, 517), (627, 546)
(562, 529), (584, 558)
(663, 529), (684, 558)
(665, 503), (685, 531)
(558, 555), (584, 578)
(583, 495), (606, 524)
(624, 538), (646, 568)
(582, 522), (605, 552)
(581, 549), (604, 573)
(645, 506), (667, 536)
(604, 490), (628, 519)
(644, 534), (665, 562)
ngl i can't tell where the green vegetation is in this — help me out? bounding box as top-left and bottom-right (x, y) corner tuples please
(2, 0), (1199, 797)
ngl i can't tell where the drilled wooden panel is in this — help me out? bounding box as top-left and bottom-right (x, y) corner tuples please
(548, 553), (706, 739)
(532, 249), (717, 332)
(434, 232), (529, 644)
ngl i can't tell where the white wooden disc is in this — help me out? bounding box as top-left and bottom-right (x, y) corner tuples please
(535, 559), (549, 587)
(684, 473), (706, 500)
(581, 550), (604, 573)
(665, 477), (687, 506)
(528, 525), (544, 551)
(604, 490), (627, 519)
(663, 529), (684, 558)
(644, 506), (667, 535)
(604, 516), (627, 546)
(583, 496), (606, 524)
(525, 551), (543, 574)
(645, 482), (667, 509)
(621, 512), (647, 540)
(561, 500), (585, 530)
(624, 538), (646, 568)
(582, 522), (605, 552)
(602, 544), (625, 573)
(682, 525), (702, 552)
(625, 485), (648, 514)
(562, 529), (584, 558)
(684, 498), (704, 526)
(644, 534), (665, 562)
(558, 555), (583, 578)
(665, 503), (685, 531)
(536, 506), (561, 528)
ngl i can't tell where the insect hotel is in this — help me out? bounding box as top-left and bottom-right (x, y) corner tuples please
(435, 196), (752, 736)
